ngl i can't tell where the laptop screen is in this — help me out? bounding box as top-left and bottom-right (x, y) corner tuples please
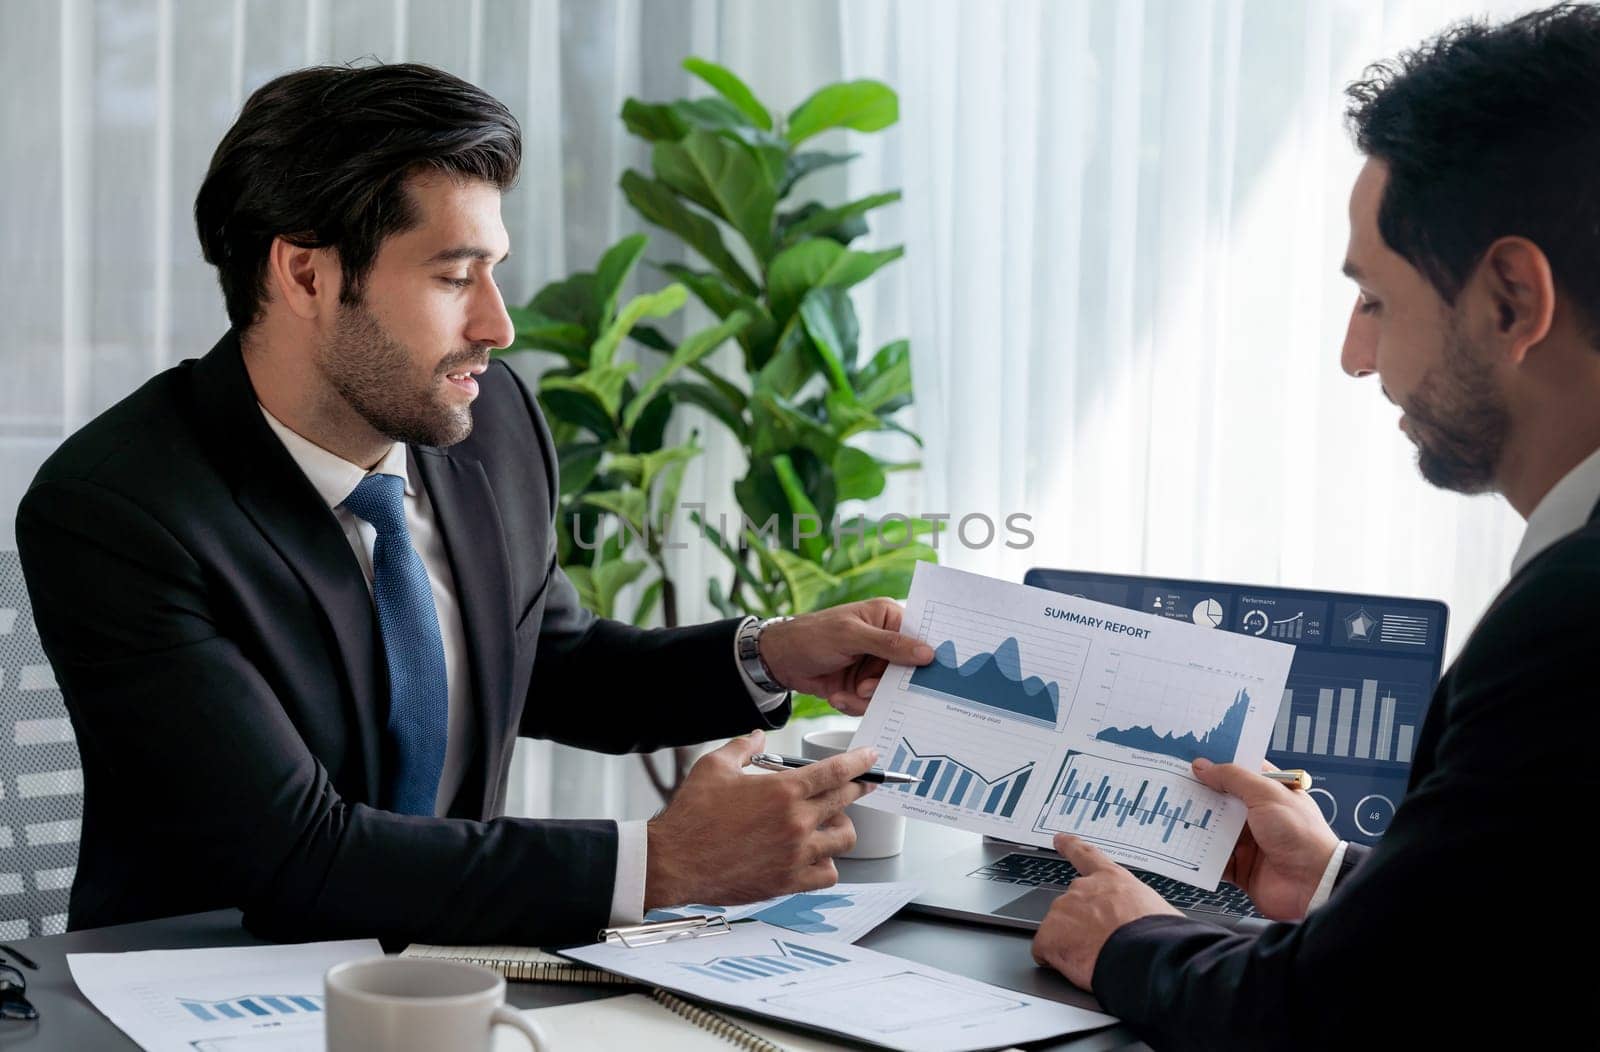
(1022, 569), (1450, 846)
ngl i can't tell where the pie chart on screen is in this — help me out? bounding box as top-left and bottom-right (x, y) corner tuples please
(1191, 598), (1223, 628)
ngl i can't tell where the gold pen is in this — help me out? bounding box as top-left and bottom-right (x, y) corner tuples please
(1264, 769), (1312, 791)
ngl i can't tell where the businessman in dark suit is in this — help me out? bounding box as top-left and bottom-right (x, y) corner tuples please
(1031, 6), (1600, 1046)
(16, 64), (934, 946)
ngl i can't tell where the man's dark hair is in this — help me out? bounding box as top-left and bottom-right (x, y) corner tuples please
(1346, 2), (1600, 336)
(195, 62), (520, 330)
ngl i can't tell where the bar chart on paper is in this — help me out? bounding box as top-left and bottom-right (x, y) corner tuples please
(676, 940), (847, 984)
(902, 602), (1089, 729)
(1091, 651), (1258, 764)
(886, 738), (1036, 820)
(178, 992), (323, 1022)
(1033, 751), (1221, 871)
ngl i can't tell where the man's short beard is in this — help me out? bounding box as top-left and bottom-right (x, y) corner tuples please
(316, 298), (475, 448)
(1402, 317), (1510, 495)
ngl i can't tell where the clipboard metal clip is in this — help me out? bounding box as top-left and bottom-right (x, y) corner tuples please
(599, 913), (732, 948)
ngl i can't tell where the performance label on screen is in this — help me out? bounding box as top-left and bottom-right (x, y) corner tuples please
(849, 563), (1296, 888)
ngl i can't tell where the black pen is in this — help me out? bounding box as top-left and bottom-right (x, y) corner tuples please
(750, 751), (922, 785)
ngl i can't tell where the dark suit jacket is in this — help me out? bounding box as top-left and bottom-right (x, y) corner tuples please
(1091, 501), (1600, 1048)
(16, 331), (786, 945)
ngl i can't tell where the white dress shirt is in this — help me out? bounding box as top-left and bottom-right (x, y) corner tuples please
(1307, 442), (1600, 911)
(259, 406), (785, 924)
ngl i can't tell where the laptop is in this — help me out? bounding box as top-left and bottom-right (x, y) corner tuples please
(907, 568), (1450, 932)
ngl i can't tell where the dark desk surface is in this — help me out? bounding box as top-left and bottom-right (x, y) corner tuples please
(1, 824), (1148, 1050)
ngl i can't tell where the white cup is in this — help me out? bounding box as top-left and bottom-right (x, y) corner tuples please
(324, 957), (548, 1052)
(802, 728), (907, 859)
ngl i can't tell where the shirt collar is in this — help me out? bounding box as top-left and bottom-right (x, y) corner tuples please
(1510, 443), (1600, 576)
(258, 404), (415, 510)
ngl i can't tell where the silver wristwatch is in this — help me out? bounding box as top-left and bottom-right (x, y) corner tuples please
(736, 615), (793, 694)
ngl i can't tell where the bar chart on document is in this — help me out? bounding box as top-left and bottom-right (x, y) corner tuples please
(853, 564), (1295, 886)
(862, 592), (1093, 833)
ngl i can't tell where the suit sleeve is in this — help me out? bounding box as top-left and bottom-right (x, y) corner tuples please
(1089, 619), (1594, 1050)
(17, 478), (619, 947)
(503, 366), (790, 752)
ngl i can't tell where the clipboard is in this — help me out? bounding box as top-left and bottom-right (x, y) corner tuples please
(598, 913), (734, 948)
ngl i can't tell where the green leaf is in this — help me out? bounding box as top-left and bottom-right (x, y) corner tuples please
(505, 305), (590, 362)
(630, 324), (675, 352)
(627, 390), (673, 453)
(654, 435), (698, 537)
(815, 544), (937, 608)
(690, 362), (750, 418)
(593, 234), (650, 330)
(580, 488), (649, 536)
(779, 191), (900, 247)
(592, 559), (648, 619)
(790, 693), (840, 720)
(832, 446), (886, 503)
(826, 516), (942, 573)
(675, 96), (758, 133)
(605, 444), (698, 494)
(771, 453), (827, 563)
(652, 130), (777, 261)
(692, 510), (771, 601)
(786, 80), (899, 144)
(621, 98), (690, 141)
(755, 321), (817, 398)
(707, 577), (739, 619)
(853, 339), (912, 413)
(683, 57), (772, 130)
(622, 170), (760, 296)
(542, 363), (637, 418)
(797, 286), (858, 392)
(565, 565), (600, 613)
(766, 239), (904, 324)
(539, 385), (617, 441)
(557, 441), (606, 497)
(668, 379), (748, 441)
(775, 202), (867, 247)
(623, 309), (753, 430)
(751, 542), (839, 613)
(780, 150), (858, 198)
(529, 272), (601, 340)
(749, 390), (840, 462)
(591, 284), (688, 369)
(654, 263), (777, 363)
(823, 388), (882, 439)
(632, 578), (665, 626)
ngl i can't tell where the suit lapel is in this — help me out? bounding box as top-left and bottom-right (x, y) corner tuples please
(191, 333), (385, 802)
(412, 447), (516, 818)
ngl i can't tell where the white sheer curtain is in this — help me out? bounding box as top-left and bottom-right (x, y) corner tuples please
(841, 0), (1531, 667)
(0, 0), (1534, 830)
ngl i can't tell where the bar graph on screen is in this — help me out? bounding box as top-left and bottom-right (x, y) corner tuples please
(887, 738), (1035, 820)
(1032, 751), (1221, 871)
(1266, 652), (1432, 765)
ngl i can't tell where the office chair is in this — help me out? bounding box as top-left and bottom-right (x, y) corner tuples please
(0, 550), (83, 938)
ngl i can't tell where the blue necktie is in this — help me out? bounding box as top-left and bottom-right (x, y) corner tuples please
(341, 473), (448, 816)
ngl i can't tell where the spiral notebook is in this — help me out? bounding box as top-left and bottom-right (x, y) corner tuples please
(500, 991), (849, 1052)
(400, 942), (637, 985)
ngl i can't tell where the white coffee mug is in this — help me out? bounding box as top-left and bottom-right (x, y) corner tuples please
(324, 957), (548, 1052)
(802, 728), (907, 859)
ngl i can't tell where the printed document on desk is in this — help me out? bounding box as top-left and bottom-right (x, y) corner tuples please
(850, 563), (1295, 889)
(645, 881), (922, 942)
(68, 939), (382, 1051)
(562, 920), (1115, 1051)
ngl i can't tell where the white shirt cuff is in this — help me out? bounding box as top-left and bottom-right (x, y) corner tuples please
(1306, 840), (1348, 912)
(608, 819), (648, 926)
(734, 624), (790, 713)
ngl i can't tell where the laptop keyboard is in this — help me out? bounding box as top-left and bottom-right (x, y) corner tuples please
(971, 852), (1263, 918)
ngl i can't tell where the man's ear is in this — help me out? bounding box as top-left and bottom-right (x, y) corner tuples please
(1476, 236), (1555, 365)
(264, 237), (339, 322)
